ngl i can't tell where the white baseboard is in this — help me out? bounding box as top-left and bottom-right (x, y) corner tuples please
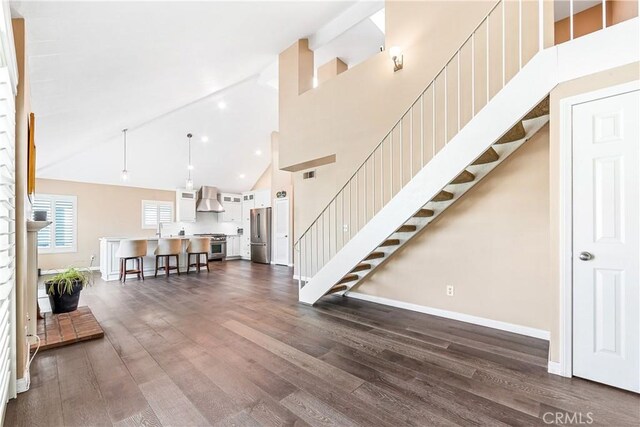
(16, 375), (29, 393)
(347, 291), (550, 341)
(547, 361), (565, 376)
(41, 266), (100, 275)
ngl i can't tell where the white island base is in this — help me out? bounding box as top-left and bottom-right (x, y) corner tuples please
(100, 237), (203, 281)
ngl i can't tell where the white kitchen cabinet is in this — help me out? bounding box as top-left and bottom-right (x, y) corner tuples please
(219, 193), (242, 223)
(241, 192), (255, 260)
(226, 235), (241, 258)
(253, 189), (271, 208)
(176, 189), (197, 222)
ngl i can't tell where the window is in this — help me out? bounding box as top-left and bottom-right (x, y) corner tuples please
(33, 194), (77, 253)
(142, 200), (174, 229)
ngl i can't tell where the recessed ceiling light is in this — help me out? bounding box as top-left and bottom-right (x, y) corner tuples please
(239, 174), (246, 179)
(187, 164), (194, 170)
(218, 101), (227, 110)
(255, 149), (262, 156)
(201, 136), (208, 142)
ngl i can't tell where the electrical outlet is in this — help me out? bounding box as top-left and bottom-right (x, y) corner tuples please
(446, 285), (454, 297)
(343, 224), (349, 232)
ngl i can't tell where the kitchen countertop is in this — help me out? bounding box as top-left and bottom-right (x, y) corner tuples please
(100, 235), (238, 241)
(100, 235), (197, 241)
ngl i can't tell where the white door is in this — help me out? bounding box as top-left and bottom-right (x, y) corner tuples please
(274, 198), (290, 266)
(572, 89), (639, 393)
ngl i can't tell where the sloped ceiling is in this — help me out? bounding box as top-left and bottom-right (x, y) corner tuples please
(11, 1), (355, 193)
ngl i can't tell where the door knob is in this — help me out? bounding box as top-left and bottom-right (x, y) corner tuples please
(579, 252), (593, 261)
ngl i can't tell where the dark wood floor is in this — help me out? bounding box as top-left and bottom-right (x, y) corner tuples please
(6, 261), (639, 426)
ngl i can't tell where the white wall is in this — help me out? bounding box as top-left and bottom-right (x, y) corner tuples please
(161, 212), (240, 236)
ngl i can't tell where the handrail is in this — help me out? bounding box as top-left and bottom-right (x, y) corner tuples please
(295, 0), (503, 246)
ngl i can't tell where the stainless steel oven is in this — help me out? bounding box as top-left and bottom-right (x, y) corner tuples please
(209, 234), (227, 261)
(194, 233), (227, 261)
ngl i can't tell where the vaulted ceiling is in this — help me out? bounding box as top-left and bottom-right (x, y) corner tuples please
(11, 1), (368, 193)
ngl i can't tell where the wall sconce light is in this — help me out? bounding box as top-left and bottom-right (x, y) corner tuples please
(389, 46), (403, 72)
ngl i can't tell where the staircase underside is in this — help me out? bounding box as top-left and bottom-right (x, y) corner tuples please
(334, 109), (550, 297)
(298, 18), (640, 305)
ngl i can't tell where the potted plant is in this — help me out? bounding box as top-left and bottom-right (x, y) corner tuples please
(45, 267), (92, 314)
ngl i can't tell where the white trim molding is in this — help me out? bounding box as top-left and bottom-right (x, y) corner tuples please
(547, 361), (563, 376)
(347, 292), (550, 340)
(16, 375), (29, 394)
(557, 80), (640, 379)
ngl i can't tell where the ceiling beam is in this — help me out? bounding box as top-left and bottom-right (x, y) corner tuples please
(308, 0), (384, 51)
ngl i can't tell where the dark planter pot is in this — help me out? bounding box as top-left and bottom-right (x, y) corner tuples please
(46, 280), (83, 314)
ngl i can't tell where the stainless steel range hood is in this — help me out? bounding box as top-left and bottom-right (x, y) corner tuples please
(196, 186), (225, 212)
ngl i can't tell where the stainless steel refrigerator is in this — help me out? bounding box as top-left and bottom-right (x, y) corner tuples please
(250, 207), (272, 264)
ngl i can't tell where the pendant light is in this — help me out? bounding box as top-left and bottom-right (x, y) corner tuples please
(185, 133), (193, 190)
(121, 129), (129, 181)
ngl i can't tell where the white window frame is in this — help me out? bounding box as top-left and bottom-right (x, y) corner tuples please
(34, 194), (78, 254)
(141, 200), (174, 229)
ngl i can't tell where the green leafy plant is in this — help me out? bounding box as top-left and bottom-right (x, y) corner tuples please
(46, 267), (92, 296)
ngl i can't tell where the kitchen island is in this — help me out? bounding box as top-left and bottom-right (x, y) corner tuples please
(99, 236), (195, 281)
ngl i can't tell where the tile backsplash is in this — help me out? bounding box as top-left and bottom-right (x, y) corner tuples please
(162, 212), (240, 236)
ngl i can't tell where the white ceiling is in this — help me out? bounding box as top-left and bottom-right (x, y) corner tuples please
(11, 1), (356, 193)
(314, 13), (384, 71)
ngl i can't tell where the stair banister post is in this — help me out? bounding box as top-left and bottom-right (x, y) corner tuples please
(538, 0), (544, 52)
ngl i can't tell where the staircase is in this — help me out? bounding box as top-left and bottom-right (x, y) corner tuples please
(295, 2), (640, 305)
(317, 99), (549, 299)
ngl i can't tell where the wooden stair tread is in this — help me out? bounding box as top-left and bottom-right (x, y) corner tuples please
(325, 285), (348, 295)
(337, 274), (359, 285)
(450, 170), (475, 185)
(472, 147), (499, 165)
(351, 263), (372, 273)
(431, 190), (454, 202)
(380, 239), (400, 247)
(396, 225), (417, 233)
(496, 122), (525, 144)
(414, 209), (434, 218)
(523, 96), (549, 120)
(365, 252), (385, 260)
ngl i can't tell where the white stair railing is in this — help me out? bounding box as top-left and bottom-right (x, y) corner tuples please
(294, 0), (610, 290)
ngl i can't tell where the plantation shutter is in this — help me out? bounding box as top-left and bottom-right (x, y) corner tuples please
(32, 198), (52, 248)
(32, 195), (77, 253)
(158, 203), (173, 224)
(142, 201), (173, 228)
(54, 199), (74, 249)
(0, 4), (18, 416)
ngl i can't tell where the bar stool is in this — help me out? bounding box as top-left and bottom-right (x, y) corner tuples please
(186, 237), (210, 273)
(154, 238), (182, 277)
(116, 239), (147, 283)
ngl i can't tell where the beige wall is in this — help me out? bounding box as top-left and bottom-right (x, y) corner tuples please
(36, 179), (174, 270)
(555, 0), (638, 44)
(547, 62), (639, 362)
(354, 127), (551, 332)
(252, 165), (272, 191)
(252, 132), (293, 199)
(318, 58), (348, 86)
